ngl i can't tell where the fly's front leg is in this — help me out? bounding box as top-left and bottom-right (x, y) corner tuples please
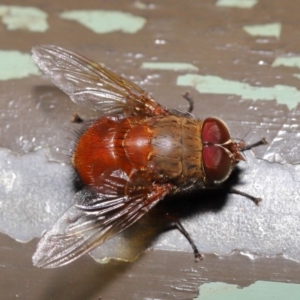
(229, 188), (262, 205)
(182, 92), (194, 113)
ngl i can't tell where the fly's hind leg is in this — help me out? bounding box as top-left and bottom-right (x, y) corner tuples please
(166, 214), (203, 261)
(174, 219), (204, 261)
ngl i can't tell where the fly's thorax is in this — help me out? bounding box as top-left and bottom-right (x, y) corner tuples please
(148, 115), (204, 182)
(181, 118), (203, 179)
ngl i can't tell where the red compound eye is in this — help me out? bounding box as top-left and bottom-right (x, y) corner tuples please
(202, 118), (232, 183)
(202, 117), (230, 144)
(202, 145), (232, 183)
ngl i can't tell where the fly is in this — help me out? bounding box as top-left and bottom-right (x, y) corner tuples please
(32, 45), (267, 268)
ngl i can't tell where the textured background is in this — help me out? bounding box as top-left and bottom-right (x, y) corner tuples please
(0, 0), (300, 299)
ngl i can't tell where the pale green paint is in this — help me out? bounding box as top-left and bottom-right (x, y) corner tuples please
(216, 0), (258, 8)
(243, 23), (281, 38)
(195, 281), (300, 300)
(134, 1), (154, 9)
(0, 5), (48, 32)
(141, 62), (198, 71)
(177, 74), (300, 110)
(60, 10), (146, 34)
(272, 57), (300, 69)
(293, 74), (300, 79)
(0, 50), (40, 80)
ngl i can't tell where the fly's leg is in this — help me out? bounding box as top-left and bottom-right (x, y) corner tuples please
(167, 215), (203, 261)
(231, 137), (268, 205)
(182, 92), (194, 113)
(175, 219), (203, 261)
(229, 188), (262, 205)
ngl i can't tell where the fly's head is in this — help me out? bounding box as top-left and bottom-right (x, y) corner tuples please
(201, 117), (255, 185)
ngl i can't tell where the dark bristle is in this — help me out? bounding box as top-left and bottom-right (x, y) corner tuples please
(71, 112), (84, 123)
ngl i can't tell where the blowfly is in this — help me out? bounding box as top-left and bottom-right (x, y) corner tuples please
(32, 45), (266, 268)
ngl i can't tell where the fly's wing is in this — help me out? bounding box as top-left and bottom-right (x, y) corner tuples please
(32, 45), (169, 117)
(33, 169), (172, 268)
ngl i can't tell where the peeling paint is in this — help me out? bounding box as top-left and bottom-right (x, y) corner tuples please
(196, 281), (300, 299)
(177, 74), (300, 110)
(272, 57), (300, 69)
(0, 148), (73, 242)
(215, 0), (258, 8)
(0, 50), (40, 80)
(0, 170), (16, 193)
(141, 62), (199, 71)
(60, 10), (146, 34)
(243, 23), (282, 38)
(134, 1), (155, 10)
(0, 5), (48, 32)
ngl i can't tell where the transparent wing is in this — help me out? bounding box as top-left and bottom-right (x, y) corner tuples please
(32, 45), (168, 117)
(32, 169), (172, 268)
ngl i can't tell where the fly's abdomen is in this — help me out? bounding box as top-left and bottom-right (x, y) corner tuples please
(72, 117), (130, 186)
